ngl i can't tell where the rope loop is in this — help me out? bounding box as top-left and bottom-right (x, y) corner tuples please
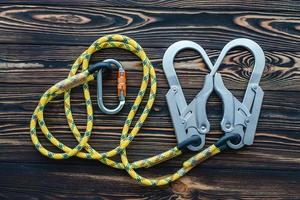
(30, 34), (228, 186)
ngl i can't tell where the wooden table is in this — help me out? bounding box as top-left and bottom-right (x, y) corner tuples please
(0, 1), (299, 199)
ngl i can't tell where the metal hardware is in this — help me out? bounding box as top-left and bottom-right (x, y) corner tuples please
(213, 38), (265, 149)
(163, 38), (265, 151)
(163, 41), (214, 151)
(97, 59), (126, 114)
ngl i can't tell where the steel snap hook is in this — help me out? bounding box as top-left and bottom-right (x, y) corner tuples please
(212, 38), (265, 149)
(97, 59), (126, 115)
(163, 40), (214, 151)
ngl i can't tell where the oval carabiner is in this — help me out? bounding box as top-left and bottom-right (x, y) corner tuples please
(97, 59), (126, 114)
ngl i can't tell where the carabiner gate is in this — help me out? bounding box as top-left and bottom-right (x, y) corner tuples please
(97, 59), (126, 114)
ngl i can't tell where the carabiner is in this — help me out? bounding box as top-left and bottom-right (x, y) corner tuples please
(97, 59), (126, 114)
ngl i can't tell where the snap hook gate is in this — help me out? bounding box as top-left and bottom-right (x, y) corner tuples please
(97, 59), (126, 115)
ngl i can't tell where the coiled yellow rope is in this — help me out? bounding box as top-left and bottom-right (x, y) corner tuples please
(30, 34), (227, 186)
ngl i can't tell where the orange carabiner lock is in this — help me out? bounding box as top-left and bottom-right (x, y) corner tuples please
(117, 68), (126, 100)
(97, 59), (126, 114)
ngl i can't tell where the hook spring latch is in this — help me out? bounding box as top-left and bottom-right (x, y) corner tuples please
(96, 59), (126, 114)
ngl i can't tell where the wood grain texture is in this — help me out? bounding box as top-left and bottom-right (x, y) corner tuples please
(0, 0), (299, 11)
(0, 5), (299, 51)
(0, 1), (299, 199)
(0, 45), (299, 91)
(0, 163), (299, 199)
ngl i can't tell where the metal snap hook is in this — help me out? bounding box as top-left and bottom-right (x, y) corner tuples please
(97, 59), (126, 114)
(163, 41), (214, 151)
(212, 38), (265, 149)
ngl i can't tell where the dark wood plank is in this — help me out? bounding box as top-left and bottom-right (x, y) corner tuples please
(0, 5), (299, 51)
(0, 1), (299, 199)
(0, 163), (299, 199)
(0, 45), (299, 91)
(0, 1), (299, 12)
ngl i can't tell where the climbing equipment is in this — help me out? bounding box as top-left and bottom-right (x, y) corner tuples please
(213, 38), (265, 149)
(30, 34), (158, 169)
(97, 59), (126, 114)
(162, 38), (265, 151)
(30, 34), (265, 186)
(162, 41), (214, 151)
(119, 38), (265, 186)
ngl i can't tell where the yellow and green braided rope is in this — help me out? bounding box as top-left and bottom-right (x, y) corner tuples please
(30, 34), (224, 186)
